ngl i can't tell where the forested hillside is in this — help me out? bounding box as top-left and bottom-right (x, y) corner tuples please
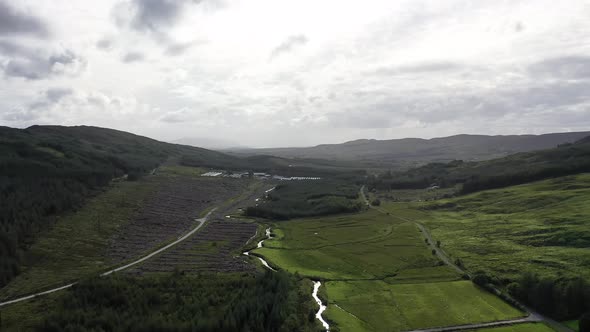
(0, 125), (251, 287)
(368, 136), (590, 194)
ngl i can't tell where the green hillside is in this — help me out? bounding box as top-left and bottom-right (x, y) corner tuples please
(384, 174), (590, 321)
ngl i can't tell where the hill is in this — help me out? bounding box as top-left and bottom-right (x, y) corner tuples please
(231, 132), (590, 168)
(368, 135), (590, 193)
(0, 125), (360, 287)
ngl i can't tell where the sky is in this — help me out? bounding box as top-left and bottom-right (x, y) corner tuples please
(0, 0), (589, 147)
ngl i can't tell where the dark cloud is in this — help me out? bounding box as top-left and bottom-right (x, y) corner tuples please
(0, 1), (49, 38)
(113, 0), (199, 34)
(530, 55), (590, 79)
(131, 0), (183, 32)
(122, 51), (145, 63)
(270, 35), (308, 59)
(0, 44), (86, 80)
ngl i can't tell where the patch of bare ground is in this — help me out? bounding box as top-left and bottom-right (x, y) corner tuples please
(127, 219), (257, 274)
(106, 177), (249, 264)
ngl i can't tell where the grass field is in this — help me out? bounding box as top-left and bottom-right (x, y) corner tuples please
(326, 280), (522, 331)
(255, 209), (453, 280)
(382, 174), (590, 282)
(255, 210), (524, 331)
(468, 322), (556, 331)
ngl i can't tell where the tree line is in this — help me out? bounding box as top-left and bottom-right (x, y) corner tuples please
(245, 180), (364, 220)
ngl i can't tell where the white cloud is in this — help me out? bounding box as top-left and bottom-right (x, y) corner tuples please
(0, 0), (589, 147)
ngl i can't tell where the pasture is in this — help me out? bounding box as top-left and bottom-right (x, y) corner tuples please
(386, 174), (590, 281)
(255, 209), (525, 331)
(326, 280), (523, 331)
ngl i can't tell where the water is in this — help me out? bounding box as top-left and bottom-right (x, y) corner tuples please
(312, 281), (330, 331)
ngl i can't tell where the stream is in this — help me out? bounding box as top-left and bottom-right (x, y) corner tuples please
(243, 227), (276, 271)
(243, 226), (329, 331)
(312, 281), (330, 331)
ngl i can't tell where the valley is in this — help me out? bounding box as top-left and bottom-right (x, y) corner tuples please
(0, 126), (588, 332)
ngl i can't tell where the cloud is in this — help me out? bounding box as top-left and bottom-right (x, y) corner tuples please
(96, 38), (114, 51)
(0, 1), (49, 37)
(1, 47), (86, 80)
(270, 34), (308, 59)
(529, 55), (590, 79)
(370, 61), (462, 76)
(165, 41), (198, 56)
(159, 107), (194, 123)
(46, 88), (74, 102)
(113, 0), (200, 35)
(122, 51), (145, 63)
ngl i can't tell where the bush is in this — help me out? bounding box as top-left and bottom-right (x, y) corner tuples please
(371, 198), (381, 206)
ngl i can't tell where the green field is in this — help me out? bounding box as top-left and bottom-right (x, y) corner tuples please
(255, 210), (524, 331)
(385, 174), (590, 281)
(326, 280), (522, 331)
(256, 209), (453, 280)
(469, 322), (556, 331)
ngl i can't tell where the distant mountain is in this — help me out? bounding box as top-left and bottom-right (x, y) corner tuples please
(368, 135), (590, 193)
(231, 132), (590, 168)
(172, 137), (245, 150)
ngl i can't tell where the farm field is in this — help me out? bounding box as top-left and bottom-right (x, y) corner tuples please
(256, 209), (453, 280)
(382, 174), (590, 282)
(255, 210), (524, 331)
(326, 280), (522, 331)
(0, 166), (255, 300)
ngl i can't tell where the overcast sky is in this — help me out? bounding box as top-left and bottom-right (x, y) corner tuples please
(1, 0), (589, 147)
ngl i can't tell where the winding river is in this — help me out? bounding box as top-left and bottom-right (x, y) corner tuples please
(244, 226), (329, 331)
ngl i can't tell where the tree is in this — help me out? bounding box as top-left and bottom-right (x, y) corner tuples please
(580, 312), (590, 332)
